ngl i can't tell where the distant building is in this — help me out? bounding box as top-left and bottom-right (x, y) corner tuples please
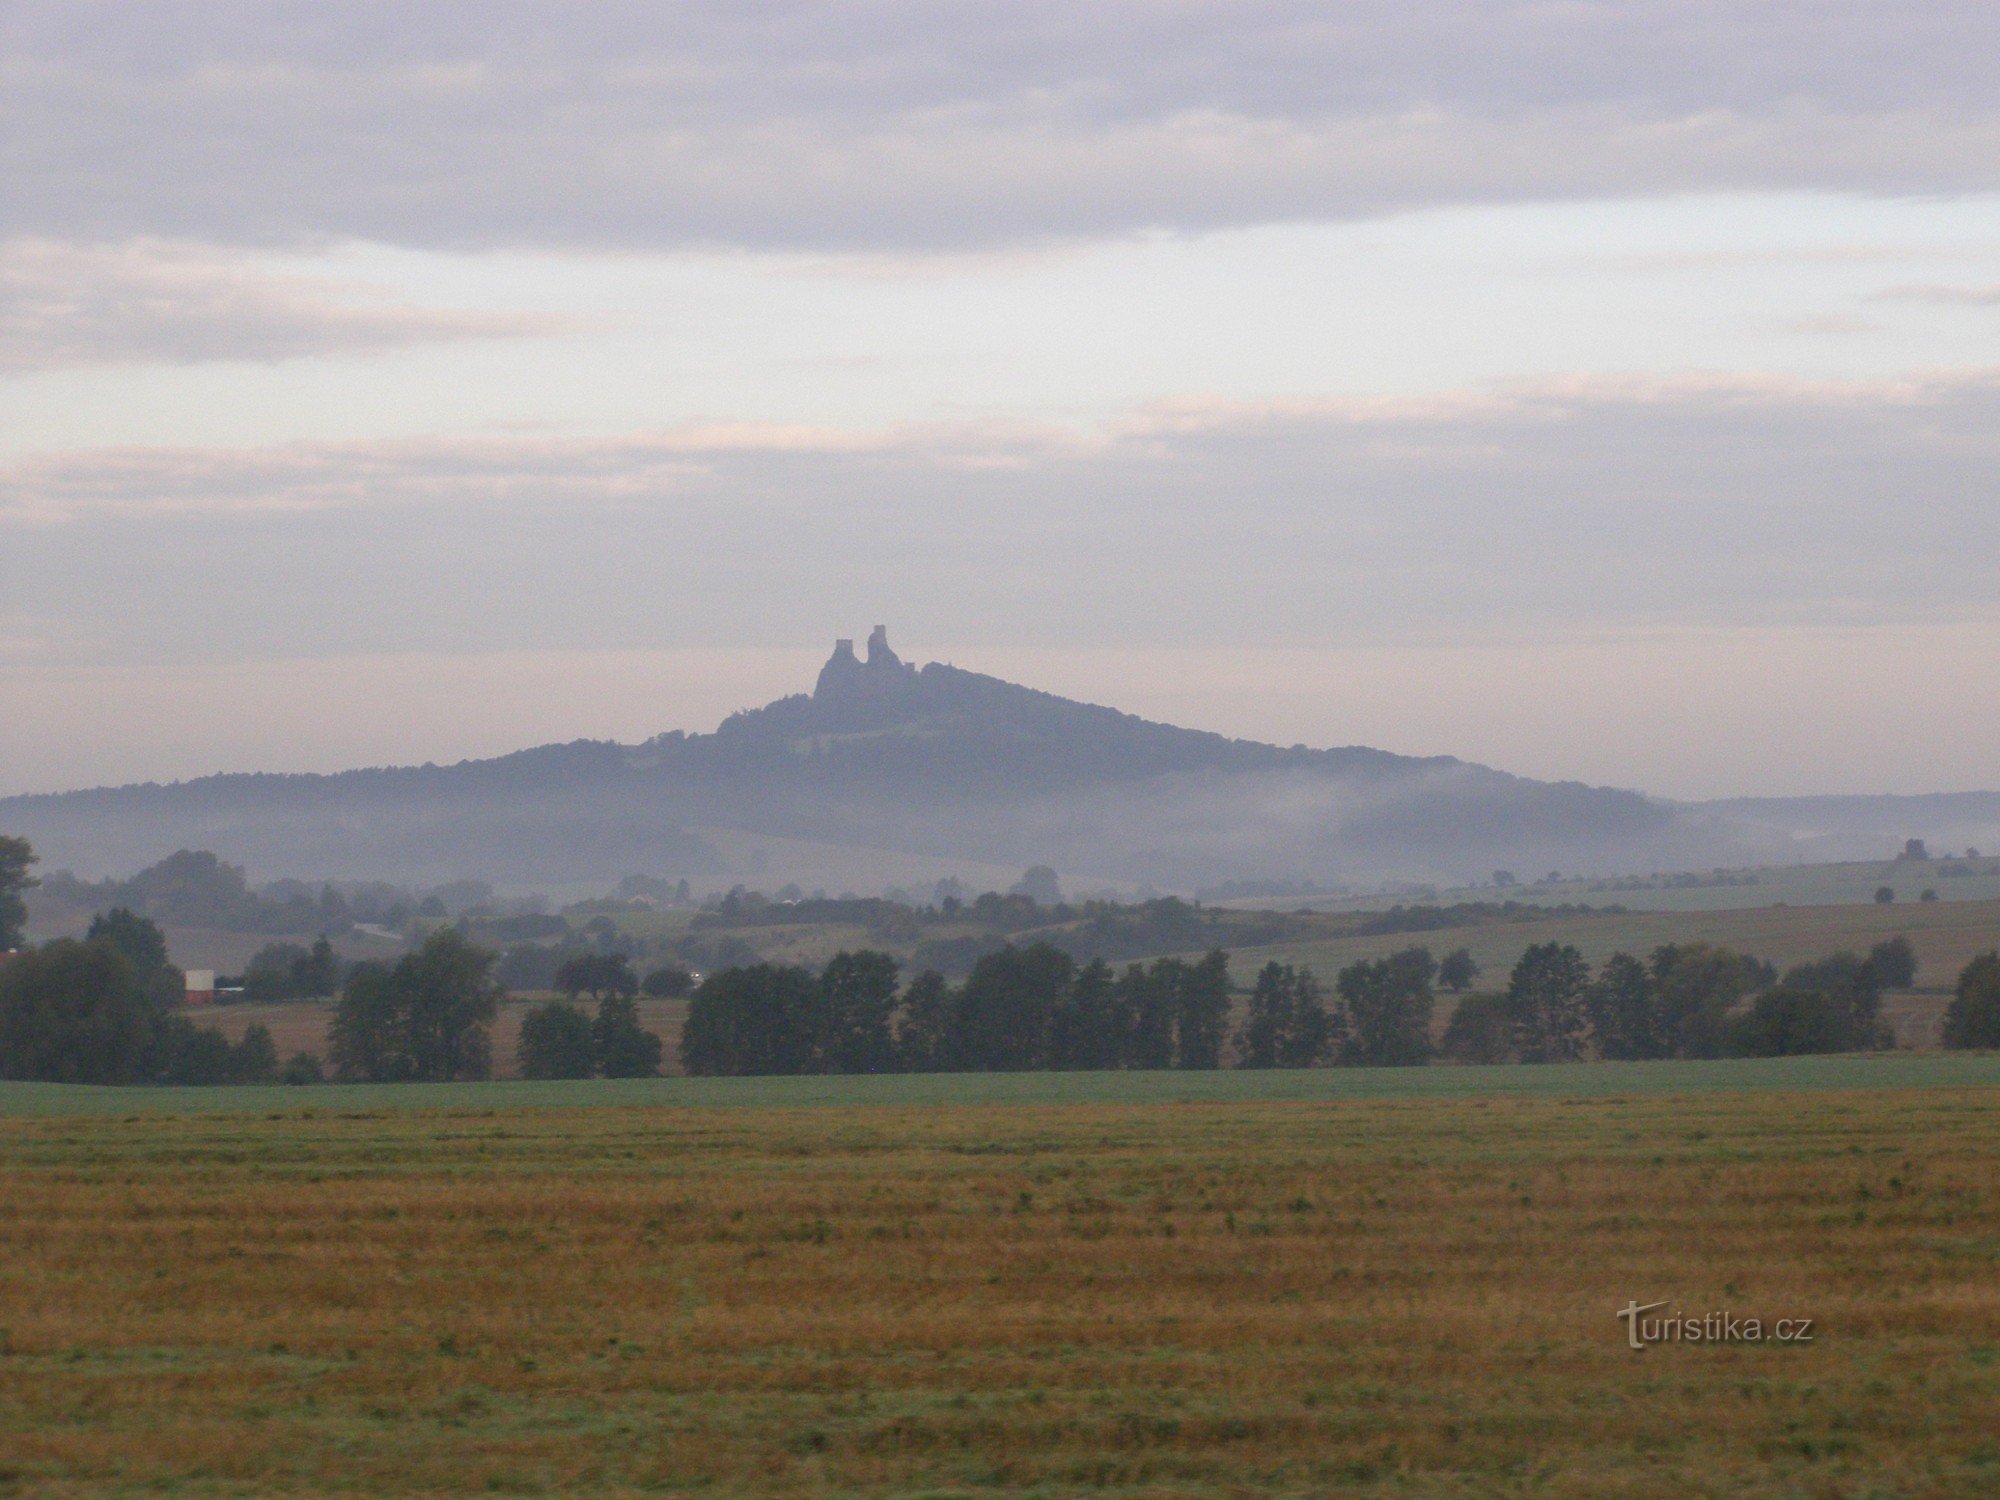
(184, 969), (217, 1006)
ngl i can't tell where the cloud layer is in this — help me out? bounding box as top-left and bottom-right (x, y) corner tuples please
(6, 371), (1997, 667)
(8, 1), (1998, 250)
(0, 237), (568, 371)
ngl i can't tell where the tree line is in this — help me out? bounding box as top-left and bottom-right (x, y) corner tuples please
(10, 825), (2000, 1085)
(677, 932), (2000, 1076)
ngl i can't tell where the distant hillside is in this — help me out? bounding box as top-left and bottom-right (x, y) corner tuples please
(1692, 792), (2000, 863)
(1, 627), (1810, 889)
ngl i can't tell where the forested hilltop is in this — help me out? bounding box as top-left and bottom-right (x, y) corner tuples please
(2, 629), (1796, 890)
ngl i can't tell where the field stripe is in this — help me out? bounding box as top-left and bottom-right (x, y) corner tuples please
(4, 1051), (1999, 1116)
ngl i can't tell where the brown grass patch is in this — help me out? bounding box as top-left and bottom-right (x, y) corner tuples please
(2, 1092), (1997, 1494)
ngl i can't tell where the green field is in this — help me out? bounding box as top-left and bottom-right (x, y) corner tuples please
(6, 1050), (2000, 1117)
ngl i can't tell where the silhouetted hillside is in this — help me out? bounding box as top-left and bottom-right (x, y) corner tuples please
(2, 628), (1797, 888)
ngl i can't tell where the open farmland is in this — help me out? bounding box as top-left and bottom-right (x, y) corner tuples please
(3, 1068), (1999, 1496)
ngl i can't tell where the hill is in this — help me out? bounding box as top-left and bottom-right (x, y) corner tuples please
(0, 627), (1917, 890)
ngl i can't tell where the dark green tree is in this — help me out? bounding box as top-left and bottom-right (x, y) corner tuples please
(1049, 958), (1119, 1069)
(0, 939), (155, 1083)
(1727, 988), (1865, 1056)
(1438, 992), (1521, 1064)
(281, 1051), (326, 1085)
(400, 928), (501, 1081)
(148, 1016), (238, 1084)
(231, 1023), (279, 1083)
(519, 1001), (597, 1079)
(328, 963), (406, 1081)
(1775, 951), (1893, 1050)
(0, 835), (39, 949)
(680, 963), (820, 1076)
(592, 993), (664, 1078)
(1941, 952), (2000, 1049)
(1507, 943), (1592, 1063)
(553, 952), (638, 1003)
(1437, 948), (1480, 993)
(85, 907), (169, 978)
(1117, 960), (1179, 1070)
(1585, 951), (1666, 1060)
(1174, 950), (1232, 1070)
(297, 937), (342, 998)
(327, 930), (499, 1082)
(243, 941), (312, 1002)
(1338, 947), (1435, 1067)
(1864, 936), (1917, 991)
(1238, 961), (1336, 1068)
(894, 969), (956, 1072)
(952, 944), (1073, 1071)
(1649, 944), (1766, 1058)
(815, 950), (900, 1073)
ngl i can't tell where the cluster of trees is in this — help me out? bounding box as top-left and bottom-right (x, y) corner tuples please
(1442, 939), (1911, 1063)
(515, 954), (664, 1079)
(0, 907), (288, 1085)
(326, 929), (502, 1082)
(680, 944), (1448, 1076)
(678, 932), (1969, 1078)
(682, 947), (1239, 1075)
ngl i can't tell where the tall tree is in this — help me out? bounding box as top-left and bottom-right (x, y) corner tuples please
(399, 928), (501, 1081)
(1172, 949), (1232, 1070)
(1238, 961), (1335, 1068)
(1864, 936), (1917, 991)
(1437, 948), (1480, 993)
(1338, 947), (1436, 1067)
(328, 963), (407, 1082)
(1050, 958), (1119, 1069)
(1507, 943), (1592, 1063)
(84, 907), (169, 979)
(0, 835), (39, 949)
(953, 944), (1073, 1071)
(816, 950), (900, 1073)
(894, 970), (955, 1072)
(1118, 960), (1178, 1070)
(593, 993), (665, 1077)
(1942, 952), (2000, 1050)
(1585, 952), (1665, 1060)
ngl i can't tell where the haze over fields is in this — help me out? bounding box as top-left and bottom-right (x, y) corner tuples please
(9, 628), (1998, 891)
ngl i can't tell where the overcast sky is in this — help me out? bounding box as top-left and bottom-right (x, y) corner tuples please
(4, 1), (1998, 799)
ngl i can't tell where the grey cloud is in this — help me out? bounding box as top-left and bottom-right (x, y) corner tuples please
(5, 2), (1998, 250)
(4, 371), (1997, 665)
(0, 237), (570, 371)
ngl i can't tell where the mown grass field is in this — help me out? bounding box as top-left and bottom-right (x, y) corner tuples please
(3, 1064), (1999, 1495)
